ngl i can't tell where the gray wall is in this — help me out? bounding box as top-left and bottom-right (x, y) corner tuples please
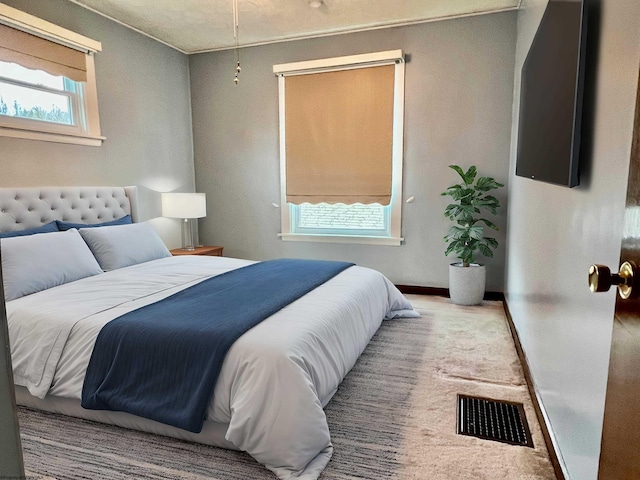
(505, 0), (640, 478)
(190, 12), (517, 289)
(0, 0), (195, 247)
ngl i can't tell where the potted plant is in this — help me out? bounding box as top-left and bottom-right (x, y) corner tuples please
(441, 165), (504, 305)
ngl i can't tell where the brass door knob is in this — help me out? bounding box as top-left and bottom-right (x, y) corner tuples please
(589, 261), (636, 299)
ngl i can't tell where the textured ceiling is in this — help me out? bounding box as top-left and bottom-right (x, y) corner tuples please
(67, 0), (520, 54)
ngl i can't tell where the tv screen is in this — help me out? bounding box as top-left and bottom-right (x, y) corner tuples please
(515, 0), (587, 188)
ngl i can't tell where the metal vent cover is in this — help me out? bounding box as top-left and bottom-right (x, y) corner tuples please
(457, 394), (534, 448)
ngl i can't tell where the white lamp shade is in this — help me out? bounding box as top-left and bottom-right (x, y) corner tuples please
(162, 193), (206, 219)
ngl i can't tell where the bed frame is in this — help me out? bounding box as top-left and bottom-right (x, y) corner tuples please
(2, 186), (413, 479)
(0, 186), (139, 232)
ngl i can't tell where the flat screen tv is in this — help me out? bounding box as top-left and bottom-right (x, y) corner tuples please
(515, 0), (588, 188)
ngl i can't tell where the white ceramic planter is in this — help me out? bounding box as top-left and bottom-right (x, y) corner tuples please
(449, 263), (486, 306)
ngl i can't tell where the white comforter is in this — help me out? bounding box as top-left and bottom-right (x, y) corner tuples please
(8, 256), (415, 479)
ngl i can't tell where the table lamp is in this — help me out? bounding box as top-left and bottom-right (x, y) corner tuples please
(161, 192), (206, 251)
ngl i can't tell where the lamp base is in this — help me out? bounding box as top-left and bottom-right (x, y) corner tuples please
(181, 218), (196, 250)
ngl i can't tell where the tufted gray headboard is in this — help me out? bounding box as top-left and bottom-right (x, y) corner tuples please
(0, 186), (139, 233)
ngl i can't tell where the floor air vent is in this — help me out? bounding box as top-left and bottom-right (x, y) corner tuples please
(457, 394), (533, 447)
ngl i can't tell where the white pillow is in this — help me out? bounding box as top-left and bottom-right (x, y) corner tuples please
(1, 229), (103, 301)
(79, 222), (171, 271)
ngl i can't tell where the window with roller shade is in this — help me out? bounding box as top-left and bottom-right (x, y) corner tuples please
(0, 4), (103, 145)
(274, 50), (405, 246)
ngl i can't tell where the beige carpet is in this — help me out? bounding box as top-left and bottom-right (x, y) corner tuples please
(396, 295), (554, 479)
(18, 295), (556, 479)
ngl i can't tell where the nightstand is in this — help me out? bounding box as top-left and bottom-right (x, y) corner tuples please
(170, 246), (224, 257)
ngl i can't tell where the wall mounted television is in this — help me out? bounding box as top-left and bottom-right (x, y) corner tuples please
(515, 0), (588, 188)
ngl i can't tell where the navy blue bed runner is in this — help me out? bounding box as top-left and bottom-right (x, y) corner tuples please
(81, 258), (353, 433)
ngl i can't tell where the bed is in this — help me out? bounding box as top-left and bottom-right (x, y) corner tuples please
(0, 186), (417, 479)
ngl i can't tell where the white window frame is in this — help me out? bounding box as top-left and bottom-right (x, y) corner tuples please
(0, 4), (103, 146)
(274, 50), (405, 246)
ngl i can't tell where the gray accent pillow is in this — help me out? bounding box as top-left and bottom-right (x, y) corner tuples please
(1, 229), (103, 301)
(79, 222), (171, 271)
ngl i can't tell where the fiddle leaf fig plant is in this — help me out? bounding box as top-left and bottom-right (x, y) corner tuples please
(441, 165), (504, 267)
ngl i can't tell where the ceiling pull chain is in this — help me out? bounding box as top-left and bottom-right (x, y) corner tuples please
(233, 0), (240, 84)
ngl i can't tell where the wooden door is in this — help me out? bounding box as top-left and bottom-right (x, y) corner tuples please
(597, 67), (640, 479)
(0, 247), (25, 478)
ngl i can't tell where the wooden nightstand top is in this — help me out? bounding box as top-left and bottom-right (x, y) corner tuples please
(170, 246), (223, 257)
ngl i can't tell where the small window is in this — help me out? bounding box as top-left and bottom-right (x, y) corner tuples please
(0, 4), (103, 146)
(1, 62), (81, 128)
(274, 50), (405, 246)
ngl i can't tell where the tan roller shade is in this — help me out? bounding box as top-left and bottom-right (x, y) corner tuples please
(0, 24), (87, 82)
(285, 64), (395, 205)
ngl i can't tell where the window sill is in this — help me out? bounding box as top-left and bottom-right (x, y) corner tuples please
(278, 233), (403, 246)
(0, 126), (105, 146)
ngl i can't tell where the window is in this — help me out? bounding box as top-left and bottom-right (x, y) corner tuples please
(274, 50), (405, 246)
(0, 4), (103, 146)
(293, 202), (389, 237)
